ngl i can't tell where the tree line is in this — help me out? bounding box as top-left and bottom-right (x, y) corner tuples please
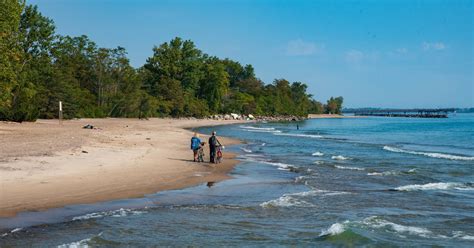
(0, 1), (343, 122)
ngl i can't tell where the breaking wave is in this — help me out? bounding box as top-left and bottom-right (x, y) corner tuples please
(368, 169), (416, 176)
(331, 155), (349, 160)
(72, 208), (147, 221)
(240, 147), (252, 153)
(320, 216), (473, 240)
(320, 222), (346, 236)
(241, 156), (298, 171)
(368, 171), (399, 176)
(261, 161), (298, 171)
(334, 165), (364, 171)
(274, 133), (324, 139)
(240, 126), (281, 133)
(260, 195), (313, 208)
(1, 228), (23, 238)
(312, 151), (324, 156)
(452, 231), (474, 241)
(243, 129), (282, 133)
(383, 146), (474, 161)
(361, 216), (433, 238)
(394, 182), (474, 191)
(57, 232), (103, 248)
(261, 190), (350, 208)
(239, 125), (276, 131)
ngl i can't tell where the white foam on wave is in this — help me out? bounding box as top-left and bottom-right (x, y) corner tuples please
(72, 208), (146, 221)
(395, 182), (474, 191)
(240, 147), (252, 153)
(320, 216), (474, 240)
(240, 125), (281, 133)
(239, 125), (275, 131)
(295, 176), (307, 183)
(274, 133), (324, 139)
(331, 155), (349, 160)
(313, 161), (324, 165)
(383, 146), (474, 161)
(260, 195), (313, 208)
(368, 171), (399, 176)
(368, 169), (417, 176)
(57, 232), (103, 248)
(362, 216), (433, 237)
(243, 129), (282, 133)
(321, 216), (433, 238)
(242, 156), (298, 171)
(261, 190), (350, 208)
(57, 237), (92, 248)
(334, 165), (365, 171)
(1, 227), (23, 238)
(452, 231), (474, 240)
(312, 151), (324, 156)
(262, 161), (296, 171)
(320, 222), (347, 236)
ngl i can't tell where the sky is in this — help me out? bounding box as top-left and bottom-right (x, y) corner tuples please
(29, 0), (473, 108)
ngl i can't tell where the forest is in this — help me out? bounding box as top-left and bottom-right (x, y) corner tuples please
(0, 1), (343, 122)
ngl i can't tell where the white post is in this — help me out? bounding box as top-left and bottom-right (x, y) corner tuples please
(59, 101), (63, 125)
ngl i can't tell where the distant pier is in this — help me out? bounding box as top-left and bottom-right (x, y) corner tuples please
(352, 108), (456, 118)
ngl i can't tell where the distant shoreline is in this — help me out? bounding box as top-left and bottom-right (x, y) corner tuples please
(308, 114), (364, 119)
(0, 118), (247, 218)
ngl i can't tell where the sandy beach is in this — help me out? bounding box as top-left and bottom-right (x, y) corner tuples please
(0, 118), (246, 217)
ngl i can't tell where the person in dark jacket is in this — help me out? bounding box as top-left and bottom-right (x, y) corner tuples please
(208, 131), (221, 163)
(190, 133), (202, 162)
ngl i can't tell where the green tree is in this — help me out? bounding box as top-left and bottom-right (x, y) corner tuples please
(273, 79), (294, 115)
(309, 99), (324, 114)
(290, 82), (311, 116)
(18, 4), (57, 120)
(1, 4), (337, 121)
(325, 96), (344, 114)
(198, 57), (229, 113)
(0, 0), (25, 121)
(144, 37), (205, 116)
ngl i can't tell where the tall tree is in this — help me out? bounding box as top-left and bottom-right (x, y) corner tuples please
(290, 82), (311, 116)
(198, 57), (229, 113)
(325, 96), (344, 114)
(19, 4), (56, 119)
(144, 37), (204, 116)
(0, 0), (25, 120)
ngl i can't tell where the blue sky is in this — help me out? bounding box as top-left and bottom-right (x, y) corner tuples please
(30, 0), (473, 108)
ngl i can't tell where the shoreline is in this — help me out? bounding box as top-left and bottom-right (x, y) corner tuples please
(0, 118), (247, 218)
(308, 114), (364, 119)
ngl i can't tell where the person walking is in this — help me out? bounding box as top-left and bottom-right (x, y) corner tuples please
(190, 133), (202, 162)
(208, 131), (221, 163)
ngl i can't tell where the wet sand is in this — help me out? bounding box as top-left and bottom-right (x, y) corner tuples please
(0, 118), (247, 217)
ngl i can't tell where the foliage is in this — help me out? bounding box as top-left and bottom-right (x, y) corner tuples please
(0, 0), (25, 120)
(0, 2), (342, 121)
(325, 96), (344, 114)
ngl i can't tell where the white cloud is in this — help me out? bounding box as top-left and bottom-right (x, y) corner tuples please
(345, 49), (380, 64)
(422, 42), (446, 51)
(286, 39), (323, 56)
(345, 49), (365, 63)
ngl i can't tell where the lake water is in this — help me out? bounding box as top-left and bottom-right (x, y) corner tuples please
(1, 114), (473, 247)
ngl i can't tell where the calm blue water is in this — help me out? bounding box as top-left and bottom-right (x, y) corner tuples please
(1, 114), (473, 247)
